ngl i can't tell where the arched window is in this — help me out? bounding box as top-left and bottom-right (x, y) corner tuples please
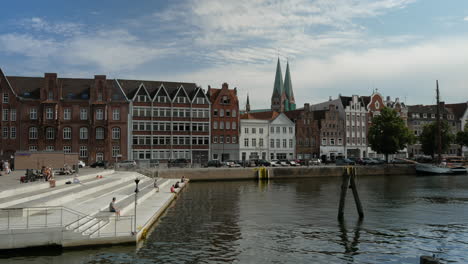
(112, 127), (120, 139)
(29, 127), (38, 139)
(63, 127), (72, 139)
(96, 127), (104, 140)
(46, 127), (55, 139)
(80, 127), (88, 140)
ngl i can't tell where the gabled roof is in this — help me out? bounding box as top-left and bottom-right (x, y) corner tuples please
(446, 102), (468, 120)
(116, 79), (198, 101)
(408, 104), (453, 115)
(241, 111), (279, 120)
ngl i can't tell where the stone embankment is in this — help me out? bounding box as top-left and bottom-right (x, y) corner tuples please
(148, 164), (416, 181)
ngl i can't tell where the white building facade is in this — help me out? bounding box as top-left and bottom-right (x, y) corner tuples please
(342, 95), (368, 158)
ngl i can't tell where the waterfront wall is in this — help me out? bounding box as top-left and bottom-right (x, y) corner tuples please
(154, 165), (416, 181)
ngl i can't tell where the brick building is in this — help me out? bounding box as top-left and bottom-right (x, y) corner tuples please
(116, 79), (210, 164)
(207, 83), (239, 161)
(318, 103), (345, 161)
(0, 69), (129, 164)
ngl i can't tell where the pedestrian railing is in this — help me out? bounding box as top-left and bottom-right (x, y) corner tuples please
(0, 206), (135, 238)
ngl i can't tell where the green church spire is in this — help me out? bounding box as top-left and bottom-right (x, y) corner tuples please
(283, 61), (296, 111)
(271, 58), (284, 112)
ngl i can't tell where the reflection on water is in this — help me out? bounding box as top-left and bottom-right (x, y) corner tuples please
(3, 175), (468, 264)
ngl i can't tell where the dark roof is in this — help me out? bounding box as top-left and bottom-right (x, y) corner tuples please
(361, 96), (371, 107)
(241, 111), (279, 120)
(408, 104), (453, 115)
(6, 76), (42, 99)
(284, 109), (303, 120)
(446, 102), (468, 119)
(340, 96), (352, 107)
(116, 79), (199, 100)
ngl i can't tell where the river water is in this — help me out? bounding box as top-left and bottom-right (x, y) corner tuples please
(2, 174), (468, 264)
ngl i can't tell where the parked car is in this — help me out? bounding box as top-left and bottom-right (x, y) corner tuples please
(78, 160), (86, 168)
(168, 159), (190, 168)
(226, 160), (241, 167)
(270, 160), (281, 167)
(335, 158), (356, 166)
(309, 158), (321, 165)
(289, 161), (300, 166)
(205, 160), (222, 168)
(373, 158), (386, 164)
(279, 160), (290, 166)
(90, 161), (108, 168)
(257, 159), (271, 166)
(348, 157), (364, 165)
(117, 160), (137, 168)
(362, 157), (378, 165)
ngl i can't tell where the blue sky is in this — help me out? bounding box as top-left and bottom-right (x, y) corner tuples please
(1, 0), (467, 109)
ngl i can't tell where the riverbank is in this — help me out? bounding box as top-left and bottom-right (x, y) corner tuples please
(148, 164), (416, 181)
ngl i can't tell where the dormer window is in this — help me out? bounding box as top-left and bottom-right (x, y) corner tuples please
(157, 96), (167, 103)
(48, 91), (53, 100)
(137, 95), (147, 102)
(196, 98), (205, 104)
(177, 97), (187, 103)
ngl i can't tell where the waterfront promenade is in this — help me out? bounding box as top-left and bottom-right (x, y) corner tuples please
(0, 169), (186, 250)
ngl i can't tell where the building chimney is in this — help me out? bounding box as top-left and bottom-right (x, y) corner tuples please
(329, 96), (332, 101)
(94, 75), (107, 101)
(304, 103), (310, 111)
(234, 87), (237, 95)
(43, 73), (57, 101)
(222, 82), (228, 89)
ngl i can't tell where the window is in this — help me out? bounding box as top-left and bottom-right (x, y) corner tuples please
(226, 110), (231, 117)
(271, 127), (274, 133)
(233, 110), (237, 117)
(112, 127), (120, 139)
(80, 127), (88, 139)
(96, 127), (104, 139)
(63, 146), (71, 153)
(214, 109), (218, 116)
(48, 91), (53, 100)
(289, 139), (293, 148)
(79, 146), (88, 157)
(29, 127), (38, 139)
(46, 146), (54, 151)
(113, 108), (120, 120)
(3, 109), (8, 121)
(213, 121), (218, 129)
(322, 138), (327, 145)
(63, 127), (72, 139)
(289, 127), (293, 134)
(283, 139), (286, 148)
(226, 121), (230, 129)
(276, 127), (280, 133)
(232, 122), (236, 129)
(64, 108), (71, 120)
(270, 139), (274, 148)
(338, 138), (343, 145)
(423, 113), (427, 118)
(431, 114), (435, 119)
(245, 127), (249, 134)
(213, 136), (218, 143)
(80, 108), (88, 120)
(10, 109), (16, 121)
(232, 136), (237, 143)
(46, 127), (55, 139)
(259, 128), (263, 134)
(252, 138), (256, 147)
(226, 136), (230, 143)
(2, 127), (8, 138)
(283, 127), (286, 133)
(222, 95), (229, 104)
(220, 121), (224, 129)
(96, 109), (104, 120)
(30, 108), (37, 120)
(220, 136), (224, 143)
(220, 109), (224, 117)
(276, 139), (280, 148)
(252, 128), (256, 134)
(330, 138), (335, 145)
(10, 127), (16, 139)
(29, 145), (38, 151)
(46, 107), (53, 119)
(3, 93), (8, 103)
(157, 96), (167, 103)
(259, 138), (264, 147)
(112, 146), (120, 157)
(244, 138), (249, 147)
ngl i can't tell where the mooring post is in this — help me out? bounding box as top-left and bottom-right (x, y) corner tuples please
(420, 255), (440, 264)
(338, 168), (350, 220)
(349, 168), (364, 218)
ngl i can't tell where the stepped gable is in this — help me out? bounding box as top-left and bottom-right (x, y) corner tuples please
(116, 79), (199, 100)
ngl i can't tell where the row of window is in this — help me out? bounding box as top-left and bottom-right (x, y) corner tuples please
(242, 138), (294, 148)
(132, 150), (192, 160)
(243, 127), (294, 134)
(2, 127), (16, 139)
(212, 136), (237, 144)
(298, 138), (317, 147)
(213, 121), (236, 130)
(213, 108), (237, 117)
(135, 95), (207, 104)
(411, 113), (454, 120)
(133, 107), (209, 118)
(2, 109), (16, 121)
(28, 145), (120, 158)
(24, 107), (121, 121)
(132, 135), (209, 146)
(132, 121), (209, 132)
(320, 137), (366, 146)
(28, 127), (121, 140)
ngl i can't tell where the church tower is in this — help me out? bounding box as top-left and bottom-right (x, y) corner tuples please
(271, 58), (284, 112)
(283, 61), (296, 111)
(246, 94), (251, 112)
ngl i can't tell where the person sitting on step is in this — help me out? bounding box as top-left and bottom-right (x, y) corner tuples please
(109, 197), (121, 216)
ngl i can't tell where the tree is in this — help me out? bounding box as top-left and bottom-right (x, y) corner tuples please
(368, 107), (415, 162)
(419, 120), (454, 158)
(455, 123), (468, 155)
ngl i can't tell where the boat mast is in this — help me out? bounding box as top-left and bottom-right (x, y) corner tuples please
(436, 80), (442, 164)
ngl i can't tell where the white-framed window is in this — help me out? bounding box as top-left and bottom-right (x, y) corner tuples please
(259, 138), (264, 147)
(112, 145), (120, 157)
(330, 138), (335, 145)
(220, 121), (224, 129)
(30, 108), (37, 120)
(226, 122), (230, 129)
(64, 108), (71, 120)
(232, 136), (237, 144)
(46, 107), (53, 119)
(271, 127), (274, 133)
(276, 139), (280, 148)
(157, 96), (167, 103)
(289, 127), (293, 134)
(232, 110), (237, 117)
(259, 128), (263, 134)
(283, 127), (286, 133)
(80, 108), (88, 120)
(11, 109), (16, 121)
(252, 128), (256, 134)
(270, 139), (274, 148)
(213, 136), (218, 143)
(63, 146), (72, 153)
(113, 108), (120, 120)
(46, 127), (55, 139)
(245, 127), (249, 134)
(244, 138), (249, 147)
(213, 121), (218, 129)
(322, 138), (327, 146)
(3, 109), (8, 121)
(63, 127), (72, 139)
(79, 146), (88, 157)
(252, 138), (256, 147)
(29, 145), (37, 151)
(220, 136), (224, 144)
(2, 127), (8, 138)
(232, 122), (236, 129)
(289, 139), (293, 148)
(96, 127), (104, 140)
(10, 127), (16, 139)
(46, 146), (54, 151)
(283, 139), (286, 148)
(220, 109), (224, 117)
(29, 127), (38, 139)
(3, 93), (8, 103)
(80, 127), (88, 139)
(96, 109), (104, 120)
(112, 127), (120, 139)
(276, 127), (280, 133)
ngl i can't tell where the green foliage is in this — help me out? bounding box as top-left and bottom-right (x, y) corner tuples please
(456, 123), (468, 147)
(419, 120), (454, 157)
(368, 107), (415, 161)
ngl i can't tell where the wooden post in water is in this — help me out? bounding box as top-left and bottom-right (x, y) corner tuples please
(338, 167), (364, 219)
(420, 255), (440, 264)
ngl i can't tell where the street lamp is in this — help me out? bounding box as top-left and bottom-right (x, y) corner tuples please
(134, 178), (140, 234)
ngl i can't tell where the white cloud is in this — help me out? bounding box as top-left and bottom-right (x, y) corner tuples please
(21, 17), (83, 37)
(464, 16), (468, 21)
(0, 33), (60, 57)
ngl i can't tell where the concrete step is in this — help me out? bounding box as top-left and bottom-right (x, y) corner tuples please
(10, 172), (136, 209)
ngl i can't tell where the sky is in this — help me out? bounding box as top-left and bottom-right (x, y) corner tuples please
(0, 0), (468, 109)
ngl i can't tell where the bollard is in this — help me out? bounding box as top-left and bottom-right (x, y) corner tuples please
(420, 256), (440, 264)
